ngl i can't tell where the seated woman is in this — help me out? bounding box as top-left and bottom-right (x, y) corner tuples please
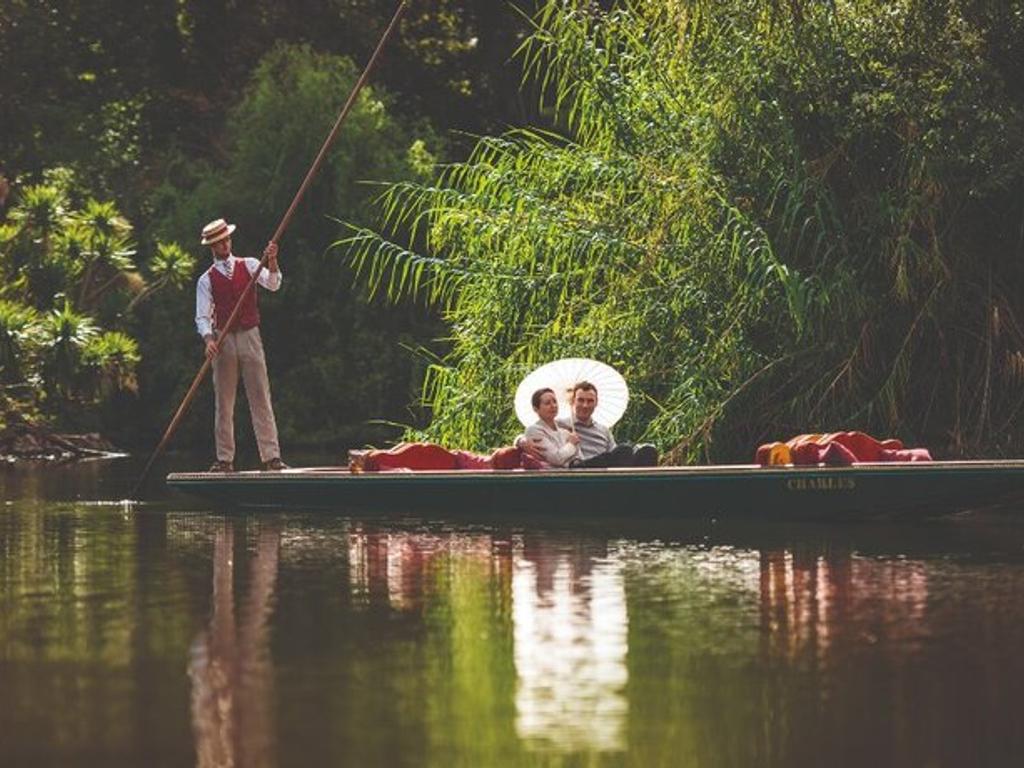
(523, 387), (581, 468)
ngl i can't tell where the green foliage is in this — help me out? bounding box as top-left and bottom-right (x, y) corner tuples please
(0, 300), (40, 384)
(0, 0), (534, 201)
(82, 331), (141, 398)
(10, 183), (67, 241)
(1, 1), (535, 448)
(142, 43), (442, 449)
(36, 300), (99, 403)
(3, 172), (142, 316)
(0, 172), (191, 428)
(147, 242), (193, 288)
(348, 0), (1024, 460)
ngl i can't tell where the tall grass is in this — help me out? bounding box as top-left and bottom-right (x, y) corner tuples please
(345, 0), (1024, 460)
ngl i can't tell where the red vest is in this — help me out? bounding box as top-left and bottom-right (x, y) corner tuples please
(209, 260), (260, 332)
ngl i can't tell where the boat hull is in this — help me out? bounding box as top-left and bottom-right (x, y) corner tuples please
(166, 461), (1024, 517)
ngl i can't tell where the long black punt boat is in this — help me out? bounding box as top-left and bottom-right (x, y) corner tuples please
(166, 460), (1024, 517)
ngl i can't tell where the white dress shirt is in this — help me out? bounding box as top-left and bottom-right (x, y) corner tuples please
(195, 255), (282, 339)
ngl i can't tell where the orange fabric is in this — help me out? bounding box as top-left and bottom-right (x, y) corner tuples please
(362, 442), (530, 472)
(755, 431), (932, 466)
(755, 442), (793, 466)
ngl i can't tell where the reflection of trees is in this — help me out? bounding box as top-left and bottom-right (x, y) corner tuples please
(346, 525), (506, 613)
(335, 531), (1024, 766)
(755, 546), (932, 765)
(188, 521), (279, 768)
(343, 526), (519, 763)
(0, 504), (142, 755)
(12, 504), (1024, 768)
(0, 507), (199, 762)
(755, 543), (1024, 768)
(344, 528), (631, 756)
(760, 546), (929, 664)
(512, 536), (629, 753)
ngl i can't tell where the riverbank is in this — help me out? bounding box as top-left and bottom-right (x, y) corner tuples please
(0, 421), (123, 463)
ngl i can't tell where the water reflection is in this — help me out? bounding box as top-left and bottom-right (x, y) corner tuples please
(188, 521), (280, 768)
(760, 548), (930, 664)
(512, 537), (628, 752)
(4, 497), (1024, 767)
(752, 543), (1024, 767)
(344, 528), (629, 753)
(345, 525), (501, 612)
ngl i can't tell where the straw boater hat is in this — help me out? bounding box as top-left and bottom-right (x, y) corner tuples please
(200, 218), (236, 246)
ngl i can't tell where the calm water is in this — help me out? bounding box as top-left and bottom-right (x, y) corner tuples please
(3, 458), (1024, 766)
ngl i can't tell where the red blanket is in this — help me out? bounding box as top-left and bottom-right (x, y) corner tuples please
(756, 432), (932, 466)
(355, 442), (541, 472)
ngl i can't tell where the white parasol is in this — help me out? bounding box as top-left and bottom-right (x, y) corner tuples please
(514, 358), (629, 428)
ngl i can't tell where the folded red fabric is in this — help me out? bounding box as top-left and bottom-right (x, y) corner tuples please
(454, 446), (525, 470)
(364, 443), (459, 471)
(756, 431), (932, 466)
(361, 442), (530, 472)
(878, 447), (933, 462)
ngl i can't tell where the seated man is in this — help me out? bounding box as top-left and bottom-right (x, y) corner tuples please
(518, 381), (658, 468)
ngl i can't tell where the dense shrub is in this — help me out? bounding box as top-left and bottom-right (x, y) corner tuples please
(0, 170), (191, 431)
(349, 0), (1024, 460)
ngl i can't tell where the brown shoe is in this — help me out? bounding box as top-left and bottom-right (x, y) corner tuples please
(262, 457), (289, 471)
(208, 460), (234, 473)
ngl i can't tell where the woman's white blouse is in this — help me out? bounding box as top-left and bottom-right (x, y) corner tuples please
(524, 420), (579, 467)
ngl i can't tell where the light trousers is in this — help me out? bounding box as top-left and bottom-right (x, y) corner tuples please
(211, 327), (280, 463)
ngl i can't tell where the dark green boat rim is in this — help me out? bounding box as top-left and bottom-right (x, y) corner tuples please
(165, 460), (1024, 517)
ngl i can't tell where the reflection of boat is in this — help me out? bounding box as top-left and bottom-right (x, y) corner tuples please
(167, 460), (1024, 516)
